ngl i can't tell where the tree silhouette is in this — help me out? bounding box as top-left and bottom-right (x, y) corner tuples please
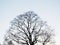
(3, 11), (54, 45)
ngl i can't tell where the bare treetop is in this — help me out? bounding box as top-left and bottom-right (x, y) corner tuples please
(4, 11), (55, 45)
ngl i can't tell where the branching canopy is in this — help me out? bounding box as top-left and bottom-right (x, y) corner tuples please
(4, 11), (54, 45)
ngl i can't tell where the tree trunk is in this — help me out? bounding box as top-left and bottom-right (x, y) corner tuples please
(30, 42), (34, 45)
(30, 43), (34, 45)
(43, 43), (45, 45)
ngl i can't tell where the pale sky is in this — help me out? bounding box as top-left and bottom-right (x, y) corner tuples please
(0, 0), (60, 45)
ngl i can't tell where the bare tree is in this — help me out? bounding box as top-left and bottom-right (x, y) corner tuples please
(3, 11), (54, 45)
(38, 25), (55, 45)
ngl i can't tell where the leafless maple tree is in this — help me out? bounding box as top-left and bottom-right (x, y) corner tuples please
(3, 11), (55, 45)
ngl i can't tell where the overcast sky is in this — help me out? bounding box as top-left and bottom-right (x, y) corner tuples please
(0, 0), (60, 45)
